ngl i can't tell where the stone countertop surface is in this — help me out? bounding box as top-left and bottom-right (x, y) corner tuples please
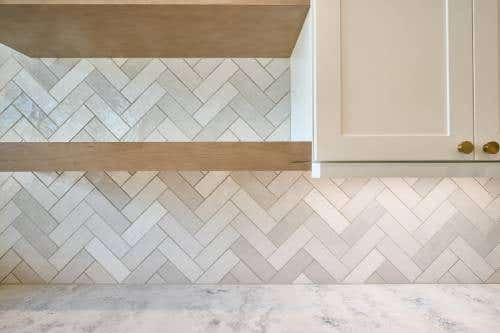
(1, 284), (500, 332)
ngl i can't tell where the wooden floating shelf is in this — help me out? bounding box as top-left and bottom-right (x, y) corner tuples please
(0, 0), (310, 57)
(0, 142), (311, 171)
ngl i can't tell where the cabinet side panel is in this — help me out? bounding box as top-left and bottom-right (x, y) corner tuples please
(291, 11), (313, 142)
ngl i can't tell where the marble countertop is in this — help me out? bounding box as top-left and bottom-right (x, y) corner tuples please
(1, 285), (500, 333)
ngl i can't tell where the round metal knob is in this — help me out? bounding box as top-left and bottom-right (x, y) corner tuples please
(483, 141), (500, 154)
(457, 141), (474, 154)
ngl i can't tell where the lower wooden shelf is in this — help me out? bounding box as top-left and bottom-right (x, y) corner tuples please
(0, 142), (311, 171)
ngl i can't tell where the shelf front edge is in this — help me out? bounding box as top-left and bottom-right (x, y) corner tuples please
(0, 142), (312, 171)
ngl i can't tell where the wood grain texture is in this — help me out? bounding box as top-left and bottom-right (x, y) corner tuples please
(0, 1), (309, 57)
(0, 142), (312, 171)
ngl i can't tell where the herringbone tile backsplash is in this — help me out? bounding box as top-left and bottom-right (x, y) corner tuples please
(0, 43), (499, 285)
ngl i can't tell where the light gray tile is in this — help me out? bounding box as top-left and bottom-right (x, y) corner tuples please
(85, 172), (130, 210)
(13, 238), (57, 282)
(12, 94), (57, 137)
(270, 250), (313, 284)
(156, 92), (201, 139)
(194, 59), (238, 102)
(122, 225), (166, 271)
(85, 238), (130, 283)
(49, 60), (94, 102)
(194, 106), (238, 141)
(14, 69), (57, 114)
(305, 213), (349, 257)
(265, 69), (290, 103)
(49, 177), (94, 222)
(49, 202), (94, 247)
(84, 189), (130, 234)
(12, 53), (58, 90)
(229, 70), (274, 115)
(13, 214), (58, 259)
(51, 249), (94, 283)
(48, 82), (94, 126)
(85, 94), (129, 138)
(121, 59), (165, 102)
(49, 226), (93, 271)
(229, 94), (274, 138)
(49, 105), (93, 142)
(0, 105), (21, 137)
(231, 238), (276, 282)
(0, 82), (22, 113)
(86, 214), (131, 258)
(157, 68), (201, 114)
(267, 201), (312, 247)
(158, 171), (203, 210)
(85, 70), (130, 114)
(125, 250), (167, 284)
(122, 201), (166, 246)
(122, 177), (166, 222)
(13, 189), (58, 234)
(122, 106), (167, 142)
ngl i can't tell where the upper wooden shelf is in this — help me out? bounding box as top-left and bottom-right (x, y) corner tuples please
(0, 0), (309, 57)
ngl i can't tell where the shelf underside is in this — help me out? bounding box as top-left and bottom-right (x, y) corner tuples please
(0, 1), (309, 57)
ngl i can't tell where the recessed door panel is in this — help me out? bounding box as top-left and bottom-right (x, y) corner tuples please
(314, 0), (474, 161)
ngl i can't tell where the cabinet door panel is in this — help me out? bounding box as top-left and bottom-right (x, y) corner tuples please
(315, 0), (474, 161)
(475, 0), (500, 160)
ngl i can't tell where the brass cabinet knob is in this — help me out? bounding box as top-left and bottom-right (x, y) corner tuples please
(483, 141), (500, 154)
(457, 141), (474, 154)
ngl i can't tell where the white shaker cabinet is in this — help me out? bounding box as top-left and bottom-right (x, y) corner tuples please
(291, 0), (500, 176)
(475, 0), (500, 161)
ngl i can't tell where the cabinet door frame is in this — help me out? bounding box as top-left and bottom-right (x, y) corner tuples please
(314, 0), (475, 162)
(474, 0), (500, 160)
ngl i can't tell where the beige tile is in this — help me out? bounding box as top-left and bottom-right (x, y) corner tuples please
(414, 178), (457, 220)
(195, 177), (240, 221)
(158, 237), (203, 282)
(195, 226), (239, 270)
(85, 238), (130, 283)
(268, 177), (312, 222)
(304, 189), (349, 234)
(377, 213), (421, 257)
(304, 237), (349, 281)
(305, 213), (349, 257)
(49, 177), (94, 222)
(231, 189), (276, 234)
(231, 238), (276, 282)
(231, 214), (277, 258)
(268, 226), (312, 270)
(13, 238), (57, 282)
(416, 249), (458, 283)
(344, 249), (385, 284)
(158, 172), (203, 210)
(231, 172), (277, 209)
(449, 237), (494, 281)
(122, 177), (166, 221)
(122, 201), (166, 246)
(159, 214), (202, 258)
(270, 250), (313, 284)
(341, 225), (385, 270)
(376, 237), (422, 282)
(196, 250), (239, 284)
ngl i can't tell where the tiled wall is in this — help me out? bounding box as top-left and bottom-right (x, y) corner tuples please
(1, 44), (500, 285)
(0, 44), (290, 142)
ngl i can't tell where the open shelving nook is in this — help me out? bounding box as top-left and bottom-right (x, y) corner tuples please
(0, 0), (311, 172)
